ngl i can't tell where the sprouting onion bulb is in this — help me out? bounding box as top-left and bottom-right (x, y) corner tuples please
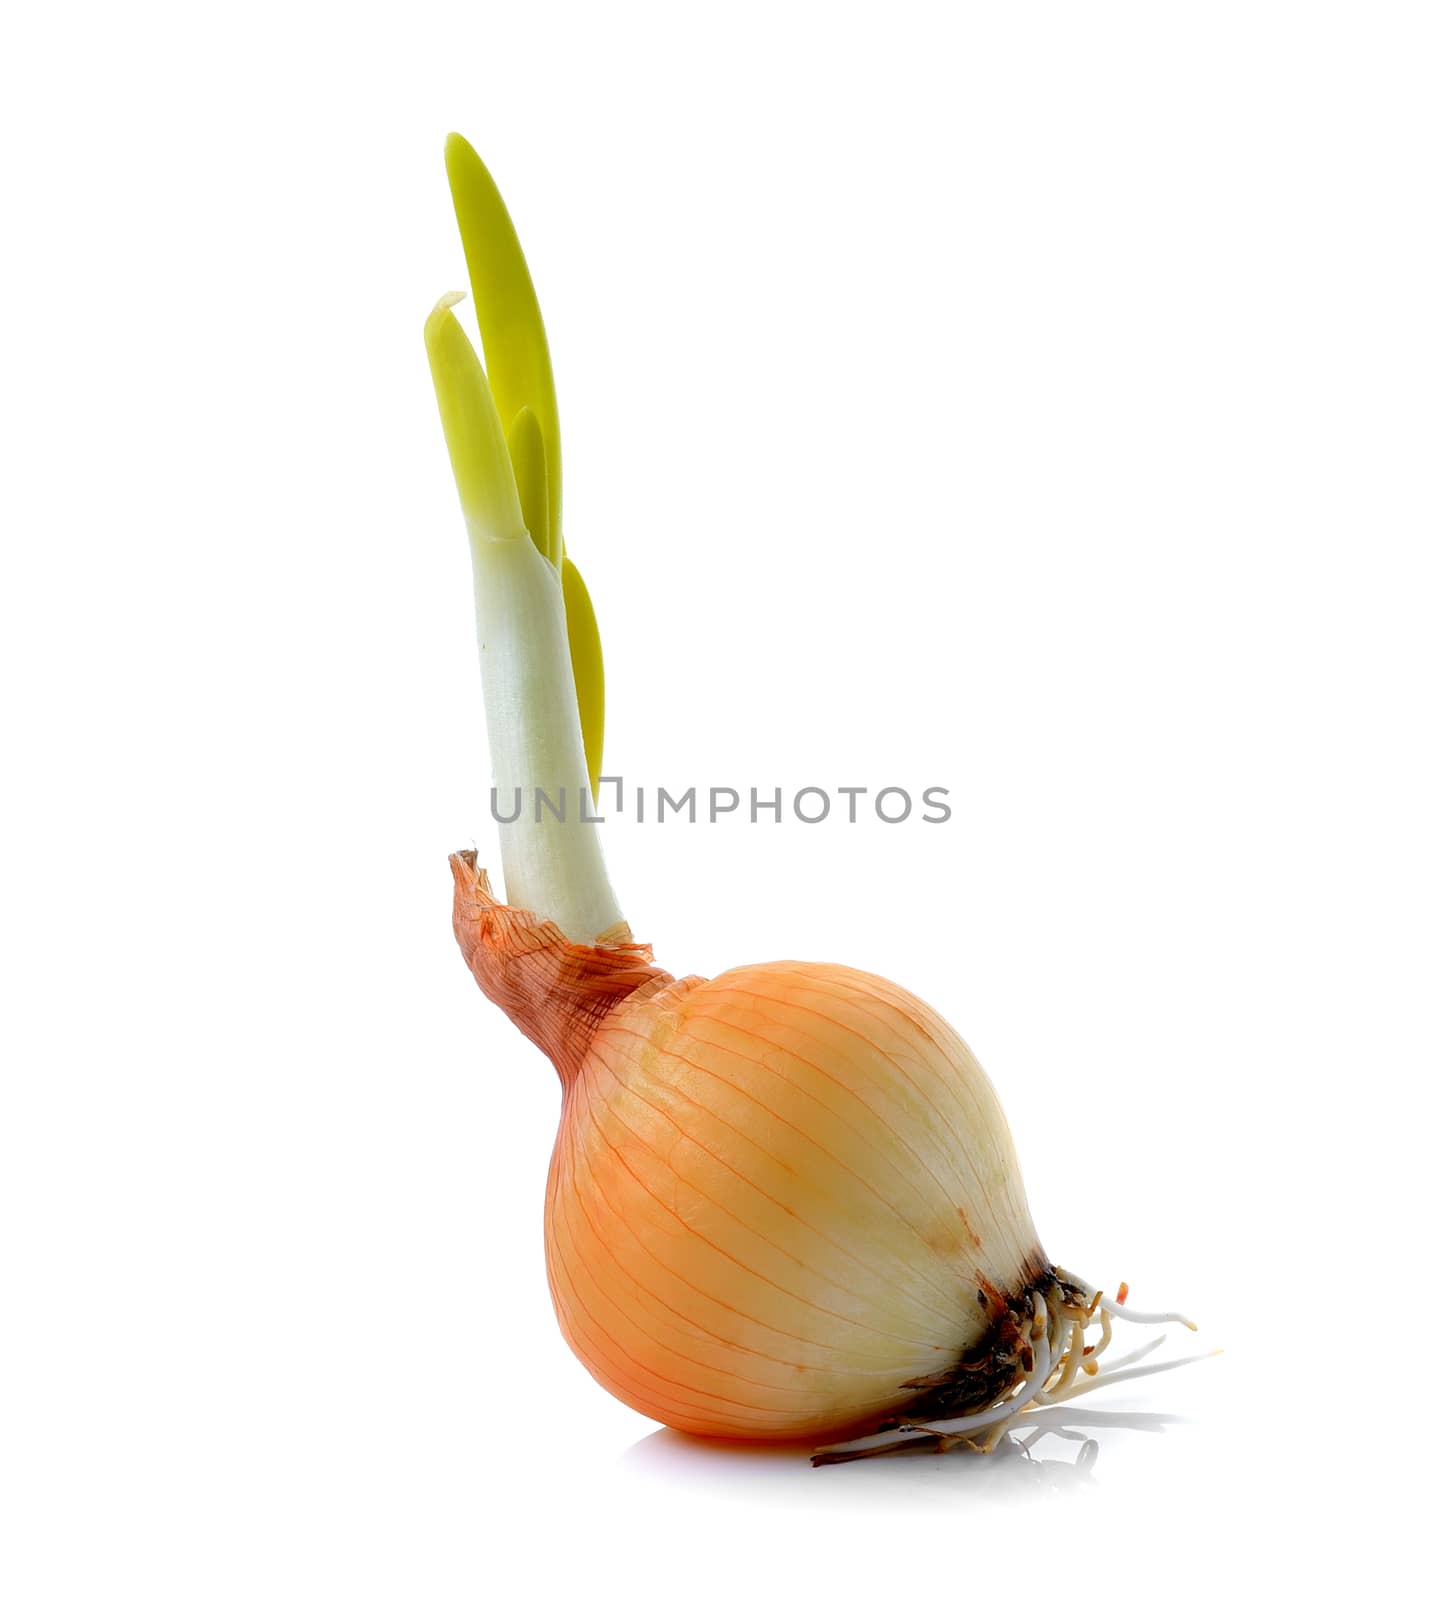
(426, 135), (1206, 1461)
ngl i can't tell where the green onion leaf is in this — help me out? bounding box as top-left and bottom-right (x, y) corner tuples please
(561, 557), (605, 795)
(424, 293), (526, 545)
(446, 133), (563, 565)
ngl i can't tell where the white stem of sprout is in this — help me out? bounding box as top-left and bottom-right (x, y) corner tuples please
(470, 526), (623, 943)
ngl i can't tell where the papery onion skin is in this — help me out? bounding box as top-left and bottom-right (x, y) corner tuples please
(453, 851), (1052, 1442)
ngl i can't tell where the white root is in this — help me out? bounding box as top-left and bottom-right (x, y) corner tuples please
(1038, 1304), (1088, 1403)
(812, 1277), (1213, 1465)
(1078, 1331), (1166, 1376)
(1104, 1298), (1198, 1332)
(1032, 1348), (1213, 1405)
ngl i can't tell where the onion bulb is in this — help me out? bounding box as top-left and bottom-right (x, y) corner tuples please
(451, 854), (1197, 1459)
(426, 135), (1201, 1461)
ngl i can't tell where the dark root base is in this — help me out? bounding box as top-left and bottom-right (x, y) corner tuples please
(892, 1267), (1068, 1422)
(812, 1269), (1199, 1466)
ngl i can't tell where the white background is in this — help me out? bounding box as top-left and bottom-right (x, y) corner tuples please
(2, 3), (1430, 1594)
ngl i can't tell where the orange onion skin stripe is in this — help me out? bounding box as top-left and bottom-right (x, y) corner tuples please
(581, 1026), (968, 1331)
(555, 1094), (858, 1365)
(572, 1057), (940, 1358)
(679, 1000), (1003, 1285)
(548, 1094), (893, 1435)
(553, 1090), (862, 1382)
(706, 968), (1037, 1272)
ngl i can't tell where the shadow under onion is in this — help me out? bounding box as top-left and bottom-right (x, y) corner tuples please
(620, 1404), (1190, 1504)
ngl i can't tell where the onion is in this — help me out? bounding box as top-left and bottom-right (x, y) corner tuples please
(426, 136), (1201, 1461)
(451, 854), (1198, 1458)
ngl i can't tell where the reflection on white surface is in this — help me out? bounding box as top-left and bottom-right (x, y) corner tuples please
(621, 1403), (1190, 1508)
